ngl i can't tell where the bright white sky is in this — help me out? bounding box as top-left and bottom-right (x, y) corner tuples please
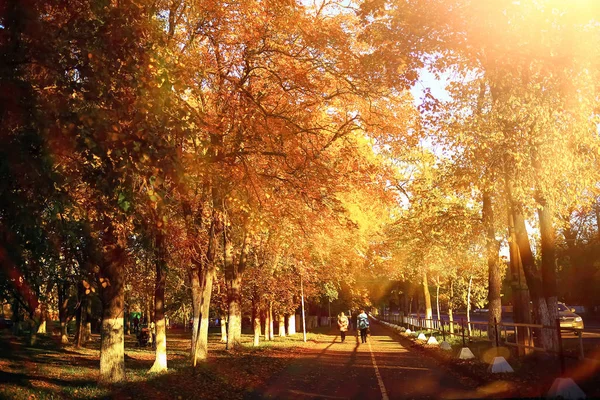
(410, 68), (452, 107)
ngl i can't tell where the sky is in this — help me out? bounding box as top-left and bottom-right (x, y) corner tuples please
(410, 68), (452, 108)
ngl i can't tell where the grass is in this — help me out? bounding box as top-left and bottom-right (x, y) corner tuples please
(0, 326), (339, 400)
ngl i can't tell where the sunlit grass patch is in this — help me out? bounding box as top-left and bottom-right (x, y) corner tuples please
(61, 384), (112, 399)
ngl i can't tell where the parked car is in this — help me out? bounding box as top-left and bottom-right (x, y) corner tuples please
(558, 302), (584, 330)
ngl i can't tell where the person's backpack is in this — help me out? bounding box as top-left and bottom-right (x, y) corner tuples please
(358, 317), (369, 330)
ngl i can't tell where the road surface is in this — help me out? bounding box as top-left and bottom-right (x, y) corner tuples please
(260, 322), (486, 399)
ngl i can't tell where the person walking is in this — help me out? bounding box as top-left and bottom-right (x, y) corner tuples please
(337, 312), (349, 342)
(357, 309), (370, 344)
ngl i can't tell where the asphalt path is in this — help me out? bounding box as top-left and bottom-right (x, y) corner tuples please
(261, 322), (481, 399)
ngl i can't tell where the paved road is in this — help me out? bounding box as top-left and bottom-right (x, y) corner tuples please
(261, 322), (480, 399)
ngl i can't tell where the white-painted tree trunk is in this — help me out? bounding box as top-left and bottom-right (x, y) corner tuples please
(220, 314), (228, 343)
(436, 283), (441, 322)
(287, 314), (296, 335)
(467, 275), (473, 337)
(449, 281), (454, 334)
(278, 315), (286, 337)
(253, 314), (261, 347)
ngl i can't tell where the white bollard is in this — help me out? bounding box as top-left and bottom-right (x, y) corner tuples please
(458, 347), (475, 360)
(427, 336), (439, 345)
(417, 333), (427, 341)
(440, 341), (452, 351)
(488, 356), (514, 373)
(547, 378), (586, 399)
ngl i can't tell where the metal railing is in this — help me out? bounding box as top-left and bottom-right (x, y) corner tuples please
(377, 312), (596, 368)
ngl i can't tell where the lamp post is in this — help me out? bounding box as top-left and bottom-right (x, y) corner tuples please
(301, 274), (307, 342)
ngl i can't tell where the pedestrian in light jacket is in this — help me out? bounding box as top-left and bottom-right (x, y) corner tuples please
(337, 312), (349, 343)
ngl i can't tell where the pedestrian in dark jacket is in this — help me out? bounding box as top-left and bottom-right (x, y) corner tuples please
(357, 310), (369, 344)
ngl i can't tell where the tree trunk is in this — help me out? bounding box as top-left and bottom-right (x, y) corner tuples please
(227, 274), (243, 349)
(85, 321), (92, 339)
(146, 301), (152, 328)
(225, 232), (247, 350)
(190, 216), (220, 365)
(532, 145), (560, 351)
(148, 298), (154, 328)
(448, 281), (454, 334)
(190, 265), (201, 358)
(467, 275), (472, 337)
(37, 282), (54, 335)
(75, 283), (85, 348)
(263, 309), (270, 341)
(253, 299), (261, 347)
(75, 304), (83, 347)
(531, 296), (553, 348)
(422, 271), (432, 327)
(220, 314), (228, 343)
(150, 232), (168, 373)
(83, 297), (92, 340)
(192, 267), (215, 364)
(11, 298), (21, 336)
(27, 310), (38, 346)
(507, 193), (533, 354)
(435, 282), (440, 322)
(538, 198), (559, 352)
(99, 244), (126, 384)
(287, 313), (296, 335)
(483, 192), (502, 345)
(37, 306), (47, 334)
(269, 302), (274, 340)
(124, 304), (130, 336)
(278, 314), (286, 337)
(562, 218), (582, 311)
(513, 203), (553, 350)
(58, 281), (69, 344)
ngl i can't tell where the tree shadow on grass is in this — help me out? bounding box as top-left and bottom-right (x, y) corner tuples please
(105, 350), (297, 400)
(0, 332), (328, 400)
(0, 370), (94, 389)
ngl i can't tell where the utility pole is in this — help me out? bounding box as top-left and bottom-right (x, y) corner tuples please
(301, 275), (307, 342)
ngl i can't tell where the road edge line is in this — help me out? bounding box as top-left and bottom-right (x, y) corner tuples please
(367, 339), (389, 400)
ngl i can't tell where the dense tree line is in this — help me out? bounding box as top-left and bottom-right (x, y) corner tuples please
(2, 0), (600, 383)
(0, 0), (417, 382)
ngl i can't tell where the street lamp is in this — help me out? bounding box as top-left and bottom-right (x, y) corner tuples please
(300, 271), (307, 343)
